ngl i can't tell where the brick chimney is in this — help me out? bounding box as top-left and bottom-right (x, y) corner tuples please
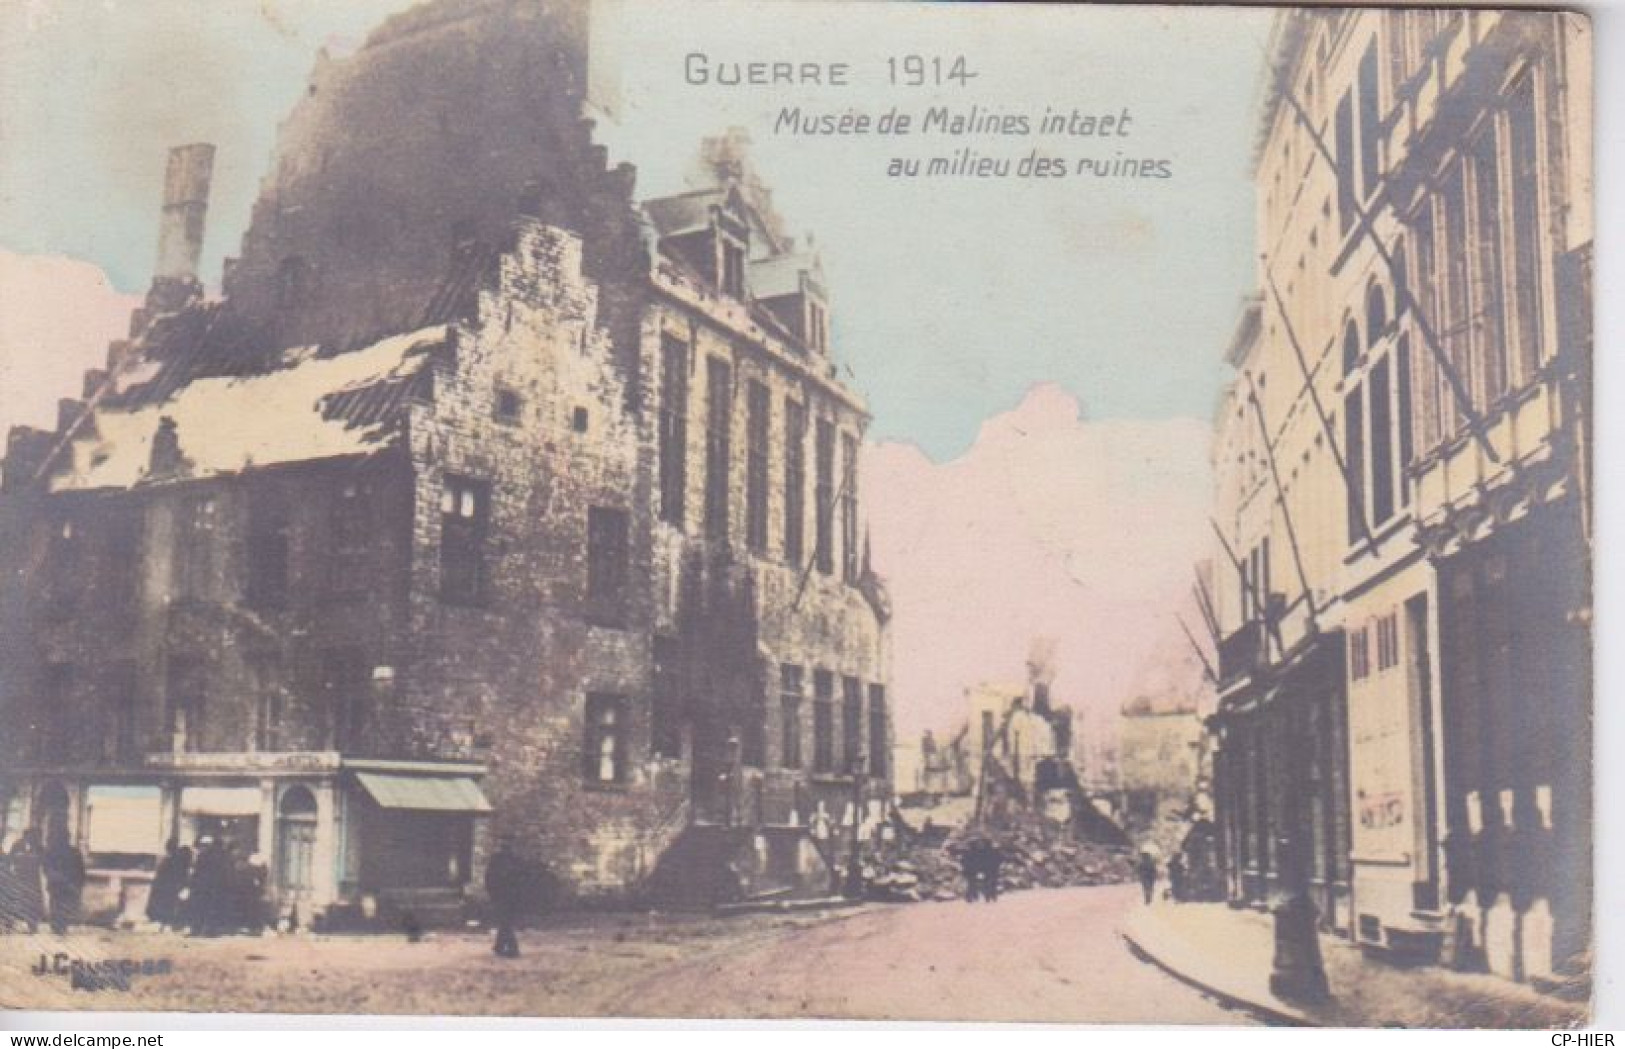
(147, 143), (215, 312)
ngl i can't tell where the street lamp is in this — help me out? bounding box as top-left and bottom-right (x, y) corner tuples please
(1269, 701), (1329, 1003)
(844, 750), (868, 898)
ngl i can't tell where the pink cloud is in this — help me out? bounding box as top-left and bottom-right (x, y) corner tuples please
(0, 251), (139, 437)
(863, 383), (1213, 743)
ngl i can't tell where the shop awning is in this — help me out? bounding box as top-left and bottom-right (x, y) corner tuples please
(354, 771), (492, 813)
(180, 785), (263, 817)
(86, 785), (163, 855)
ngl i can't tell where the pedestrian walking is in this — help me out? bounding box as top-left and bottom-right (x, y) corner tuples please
(960, 838), (984, 902)
(1136, 851), (1158, 906)
(983, 840), (1003, 903)
(485, 839), (525, 959)
(42, 827), (85, 935)
(147, 840), (191, 930)
(1168, 854), (1187, 903)
(3, 830), (45, 933)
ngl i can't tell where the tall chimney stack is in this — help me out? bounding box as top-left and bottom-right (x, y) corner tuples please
(147, 143), (215, 311)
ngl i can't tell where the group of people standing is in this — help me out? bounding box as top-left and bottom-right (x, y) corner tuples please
(0, 827), (86, 935)
(147, 836), (272, 936)
(959, 837), (1005, 903)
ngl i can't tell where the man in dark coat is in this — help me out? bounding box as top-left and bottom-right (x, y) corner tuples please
(982, 840), (1004, 903)
(1136, 851), (1159, 905)
(4, 830), (45, 933)
(42, 828), (85, 935)
(187, 837), (232, 937)
(959, 839), (984, 902)
(147, 840), (190, 930)
(484, 840), (526, 959)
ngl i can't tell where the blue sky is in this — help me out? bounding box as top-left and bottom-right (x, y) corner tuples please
(0, 0), (1270, 461)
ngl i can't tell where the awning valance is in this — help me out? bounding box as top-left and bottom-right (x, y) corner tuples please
(354, 771), (492, 813)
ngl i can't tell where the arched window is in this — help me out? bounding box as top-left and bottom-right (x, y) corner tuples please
(1342, 319), (1362, 375)
(1365, 283), (1388, 347)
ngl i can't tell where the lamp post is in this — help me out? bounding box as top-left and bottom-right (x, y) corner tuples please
(1268, 697), (1329, 1003)
(844, 750), (867, 899)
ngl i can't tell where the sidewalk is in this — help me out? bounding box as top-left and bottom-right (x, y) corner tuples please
(1120, 900), (1588, 1028)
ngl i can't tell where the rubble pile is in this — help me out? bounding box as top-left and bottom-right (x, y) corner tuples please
(865, 822), (1136, 903)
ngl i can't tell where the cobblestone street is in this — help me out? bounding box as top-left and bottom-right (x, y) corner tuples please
(2, 886), (1253, 1023)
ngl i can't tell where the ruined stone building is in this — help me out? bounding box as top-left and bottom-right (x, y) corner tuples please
(0, 0), (891, 922)
(1208, 9), (1589, 982)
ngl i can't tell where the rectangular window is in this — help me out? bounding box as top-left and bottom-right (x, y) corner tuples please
(41, 663), (72, 761)
(1370, 356), (1395, 526)
(586, 507), (631, 620)
(247, 492), (289, 609)
(1376, 613), (1400, 672)
(106, 512), (143, 614)
(1506, 72), (1543, 381)
(1412, 205), (1442, 449)
(842, 676), (863, 773)
(319, 647), (368, 751)
(493, 385), (522, 425)
(813, 670), (835, 772)
(584, 693), (629, 784)
(1335, 93), (1356, 233)
(1349, 627), (1370, 681)
(250, 653), (283, 752)
(1357, 43), (1381, 199)
(840, 432), (859, 583)
(658, 334), (689, 527)
(1258, 538), (1272, 611)
(329, 480), (370, 597)
(43, 514), (79, 621)
(652, 637), (683, 759)
(779, 665), (804, 769)
(705, 357), (732, 540)
(1471, 129), (1508, 403)
(784, 400), (807, 567)
(815, 419), (835, 575)
(1345, 385), (1366, 545)
(1440, 161), (1473, 419)
(100, 661), (138, 763)
(173, 495), (216, 600)
(868, 684), (888, 778)
(742, 695), (767, 770)
(807, 300), (827, 353)
(746, 380), (770, 554)
(721, 240), (746, 298)
(1396, 337), (1414, 508)
(165, 657), (205, 752)
(439, 475), (489, 605)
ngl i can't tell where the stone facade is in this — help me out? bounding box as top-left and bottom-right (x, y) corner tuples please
(0, 0), (890, 921)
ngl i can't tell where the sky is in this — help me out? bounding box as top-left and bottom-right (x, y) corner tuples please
(0, 0), (1271, 741)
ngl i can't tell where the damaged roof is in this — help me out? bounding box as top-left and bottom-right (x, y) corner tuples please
(748, 252), (822, 300)
(49, 324), (451, 492)
(642, 188), (726, 239)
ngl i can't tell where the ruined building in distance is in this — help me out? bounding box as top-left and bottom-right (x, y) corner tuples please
(0, 0), (892, 923)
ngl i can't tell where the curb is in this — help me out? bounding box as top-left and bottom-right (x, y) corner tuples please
(715, 895), (869, 916)
(1118, 921), (1316, 1027)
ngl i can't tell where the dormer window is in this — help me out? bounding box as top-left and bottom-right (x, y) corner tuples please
(806, 298), (829, 353)
(720, 237), (746, 298)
